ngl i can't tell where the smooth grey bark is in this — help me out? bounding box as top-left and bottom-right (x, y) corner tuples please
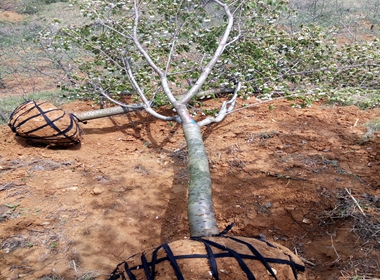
(175, 103), (219, 236)
(75, 104), (143, 121)
(184, 121), (219, 236)
(73, 86), (238, 237)
(73, 98), (223, 237)
(72, 85), (238, 236)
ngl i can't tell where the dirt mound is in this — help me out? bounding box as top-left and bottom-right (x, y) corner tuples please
(0, 10), (24, 22)
(1, 98), (380, 279)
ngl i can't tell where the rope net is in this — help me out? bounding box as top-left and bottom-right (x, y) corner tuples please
(8, 100), (81, 146)
(109, 234), (306, 280)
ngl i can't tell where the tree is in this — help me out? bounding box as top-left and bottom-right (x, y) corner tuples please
(53, 3), (307, 275)
(40, 0), (380, 236)
(43, 0), (303, 238)
(64, 0), (247, 237)
(5, 1), (310, 277)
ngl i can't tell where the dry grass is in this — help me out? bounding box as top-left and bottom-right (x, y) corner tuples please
(320, 188), (380, 244)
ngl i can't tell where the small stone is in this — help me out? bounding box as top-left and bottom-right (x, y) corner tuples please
(259, 233), (267, 240)
(93, 187), (103, 195)
(285, 205), (296, 211)
(264, 202), (272, 208)
(302, 217), (312, 224)
(220, 269), (228, 275)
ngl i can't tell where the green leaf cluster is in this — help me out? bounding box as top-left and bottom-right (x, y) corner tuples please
(42, 0), (380, 109)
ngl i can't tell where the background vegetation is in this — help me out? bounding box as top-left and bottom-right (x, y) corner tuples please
(1, 0), (380, 116)
(0, 0), (87, 122)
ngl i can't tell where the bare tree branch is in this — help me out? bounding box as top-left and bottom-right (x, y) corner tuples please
(164, 2), (188, 74)
(89, 82), (143, 109)
(73, 86), (234, 122)
(97, 20), (133, 40)
(179, 0), (235, 104)
(121, 56), (180, 122)
(198, 81), (240, 127)
(132, 0), (178, 105)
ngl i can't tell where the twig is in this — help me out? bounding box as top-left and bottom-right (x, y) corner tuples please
(228, 96), (287, 114)
(197, 82), (240, 127)
(330, 235), (341, 264)
(339, 20), (358, 42)
(72, 260), (78, 273)
(345, 188), (366, 216)
(179, 0), (236, 104)
(0, 109), (8, 122)
(90, 82), (144, 110)
(353, 118), (359, 126)
(294, 248), (316, 266)
(299, 256), (316, 267)
(28, 229), (45, 233)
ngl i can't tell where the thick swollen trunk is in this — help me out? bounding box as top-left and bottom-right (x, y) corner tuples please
(175, 103), (219, 237)
(182, 120), (219, 237)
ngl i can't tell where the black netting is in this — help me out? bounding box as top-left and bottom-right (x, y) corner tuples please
(108, 233), (306, 280)
(9, 100), (81, 145)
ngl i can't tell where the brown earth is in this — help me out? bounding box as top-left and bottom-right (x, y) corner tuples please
(0, 11), (24, 23)
(1, 97), (380, 279)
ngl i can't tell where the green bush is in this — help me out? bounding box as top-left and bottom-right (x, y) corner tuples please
(16, 0), (69, 14)
(44, 0), (69, 4)
(17, 0), (41, 14)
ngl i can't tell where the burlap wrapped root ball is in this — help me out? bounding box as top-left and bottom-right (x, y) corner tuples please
(8, 100), (81, 146)
(109, 235), (306, 280)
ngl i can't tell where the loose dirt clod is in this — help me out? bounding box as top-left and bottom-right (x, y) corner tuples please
(93, 187), (103, 195)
